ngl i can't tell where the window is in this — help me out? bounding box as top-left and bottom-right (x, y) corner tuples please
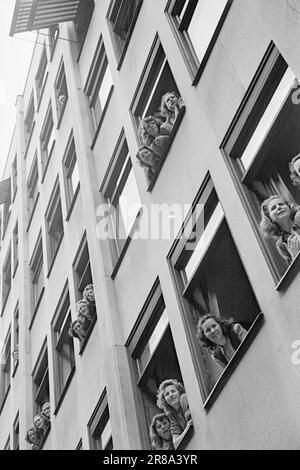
(30, 231), (44, 313)
(12, 304), (19, 372)
(0, 328), (11, 410)
(12, 155), (17, 198)
(168, 176), (262, 407)
(100, 131), (141, 274)
(166, 0), (232, 84)
(130, 37), (185, 190)
(221, 44), (300, 284)
(88, 391), (113, 450)
(73, 235), (93, 300)
(51, 284), (75, 408)
(24, 93), (35, 149)
(3, 436), (10, 450)
(27, 154), (39, 224)
(107, 0), (143, 67)
(49, 24), (59, 59)
(32, 341), (50, 414)
(74, 0), (95, 59)
(13, 222), (18, 273)
(45, 181), (64, 271)
(85, 36), (113, 138)
(2, 245), (11, 311)
(54, 60), (68, 125)
(35, 46), (48, 106)
(40, 103), (55, 176)
(63, 132), (80, 214)
(13, 413), (19, 450)
(127, 280), (192, 449)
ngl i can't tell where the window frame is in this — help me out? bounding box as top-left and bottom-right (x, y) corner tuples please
(49, 24), (59, 60)
(27, 153), (40, 231)
(32, 340), (50, 449)
(12, 155), (17, 201)
(88, 390), (113, 450)
(35, 45), (48, 109)
(100, 130), (142, 278)
(13, 412), (19, 450)
(12, 222), (18, 276)
(220, 43), (300, 288)
(51, 282), (75, 413)
(106, 0), (143, 69)
(54, 58), (68, 127)
(24, 92), (35, 155)
(165, 0), (233, 85)
(0, 327), (11, 413)
(29, 230), (44, 321)
(84, 35), (114, 148)
(167, 174), (263, 409)
(2, 244), (12, 315)
(45, 179), (64, 276)
(62, 131), (80, 219)
(12, 303), (19, 376)
(40, 102), (55, 180)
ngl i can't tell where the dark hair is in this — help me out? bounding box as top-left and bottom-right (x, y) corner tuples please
(149, 413), (172, 450)
(289, 153), (300, 188)
(196, 314), (235, 351)
(260, 195), (299, 237)
(25, 427), (42, 445)
(156, 379), (185, 415)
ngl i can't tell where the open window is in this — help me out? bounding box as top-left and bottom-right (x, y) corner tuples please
(29, 231), (44, 315)
(88, 391), (113, 450)
(100, 130), (141, 277)
(221, 44), (300, 286)
(12, 303), (19, 374)
(168, 176), (263, 407)
(13, 413), (19, 450)
(13, 222), (18, 275)
(49, 24), (59, 59)
(40, 102), (55, 178)
(32, 341), (50, 449)
(127, 279), (192, 449)
(54, 59), (68, 126)
(35, 45), (48, 108)
(51, 283), (75, 412)
(106, 0), (143, 68)
(0, 327), (11, 412)
(12, 155), (17, 200)
(24, 93), (35, 152)
(166, 0), (232, 84)
(45, 179), (64, 274)
(2, 245), (11, 313)
(130, 36), (185, 190)
(62, 131), (80, 218)
(27, 153), (39, 228)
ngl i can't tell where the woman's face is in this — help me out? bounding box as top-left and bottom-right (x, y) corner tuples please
(73, 321), (83, 334)
(140, 148), (156, 166)
(28, 430), (38, 444)
(155, 418), (171, 441)
(78, 301), (89, 315)
(34, 415), (44, 429)
(164, 93), (178, 111)
(202, 318), (225, 344)
(42, 402), (50, 418)
(84, 286), (94, 302)
(267, 197), (291, 225)
(293, 157), (300, 177)
(164, 385), (180, 410)
(145, 119), (159, 137)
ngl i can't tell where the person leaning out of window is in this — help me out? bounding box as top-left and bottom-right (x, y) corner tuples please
(156, 379), (192, 448)
(197, 314), (248, 368)
(149, 413), (174, 450)
(260, 194), (300, 263)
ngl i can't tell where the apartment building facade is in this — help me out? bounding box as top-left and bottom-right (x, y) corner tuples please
(0, 0), (300, 450)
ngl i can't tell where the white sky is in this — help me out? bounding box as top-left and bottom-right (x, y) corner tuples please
(0, 0), (36, 176)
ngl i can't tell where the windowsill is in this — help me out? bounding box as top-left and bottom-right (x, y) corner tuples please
(0, 385), (10, 416)
(26, 192), (40, 233)
(54, 366), (76, 416)
(146, 106), (185, 192)
(90, 86), (114, 150)
(56, 99), (68, 130)
(46, 233), (64, 278)
(36, 73), (49, 113)
(41, 140), (56, 184)
(275, 250), (300, 291)
(12, 261), (19, 279)
(111, 208), (143, 280)
(65, 184), (80, 222)
(37, 424), (51, 450)
(79, 314), (97, 355)
(12, 361), (19, 378)
(29, 287), (45, 331)
(24, 121), (36, 160)
(201, 312), (264, 411)
(115, 0), (143, 71)
(1, 287), (11, 317)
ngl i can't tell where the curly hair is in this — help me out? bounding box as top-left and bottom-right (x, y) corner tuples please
(156, 379), (185, 415)
(138, 116), (163, 146)
(160, 91), (180, 116)
(68, 320), (84, 339)
(289, 154), (300, 188)
(83, 284), (94, 302)
(196, 314), (235, 351)
(25, 427), (42, 445)
(259, 195), (299, 238)
(149, 413), (172, 450)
